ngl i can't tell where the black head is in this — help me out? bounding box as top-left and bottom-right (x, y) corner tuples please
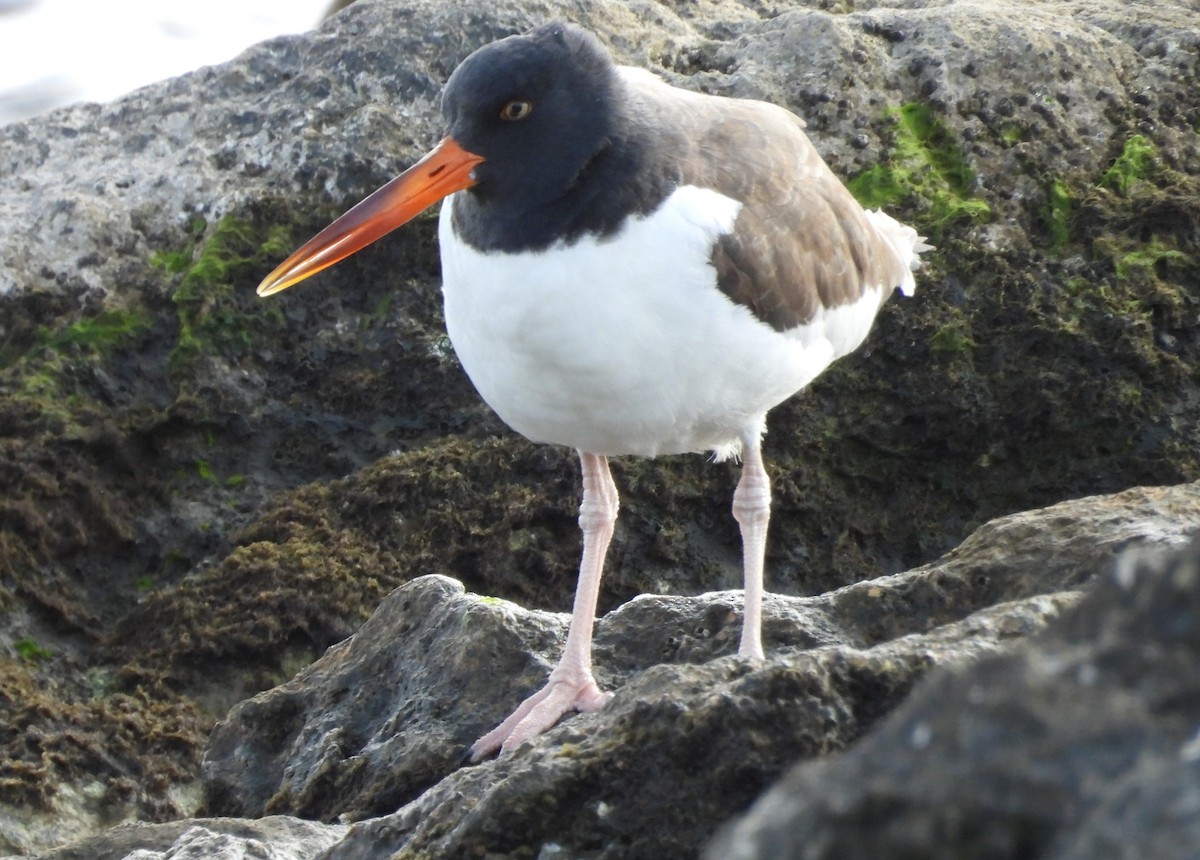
(443, 23), (617, 202)
(257, 23), (680, 296)
(441, 22), (659, 251)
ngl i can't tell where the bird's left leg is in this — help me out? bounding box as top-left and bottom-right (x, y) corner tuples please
(733, 430), (770, 660)
(469, 451), (617, 760)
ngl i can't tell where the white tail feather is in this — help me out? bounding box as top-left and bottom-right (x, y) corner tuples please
(864, 209), (932, 297)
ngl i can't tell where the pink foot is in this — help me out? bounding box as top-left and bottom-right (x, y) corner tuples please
(470, 453), (618, 761)
(470, 669), (613, 761)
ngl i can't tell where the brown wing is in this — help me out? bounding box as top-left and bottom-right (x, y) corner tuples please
(629, 73), (912, 332)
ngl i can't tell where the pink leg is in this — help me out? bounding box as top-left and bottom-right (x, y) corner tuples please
(733, 432), (770, 660)
(470, 451), (617, 760)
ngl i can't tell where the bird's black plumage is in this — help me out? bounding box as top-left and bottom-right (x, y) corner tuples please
(445, 23), (680, 253)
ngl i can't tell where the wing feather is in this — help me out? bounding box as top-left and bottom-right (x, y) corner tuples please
(624, 69), (917, 332)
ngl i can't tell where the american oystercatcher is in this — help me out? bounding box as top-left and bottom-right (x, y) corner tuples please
(258, 22), (927, 759)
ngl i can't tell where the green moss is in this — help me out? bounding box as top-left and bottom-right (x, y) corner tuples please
(999, 123), (1024, 147)
(929, 324), (975, 353)
(0, 304), (151, 434)
(1081, 134), (1198, 331)
(197, 460), (220, 482)
(1099, 135), (1157, 197)
(849, 102), (992, 231)
(41, 309), (148, 353)
(188, 458), (245, 489)
(1113, 239), (1191, 281)
(1038, 177), (1073, 251)
(13, 637), (52, 662)
(155, 214), (298, 368)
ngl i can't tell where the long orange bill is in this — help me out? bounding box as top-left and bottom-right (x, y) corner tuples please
(257, 136), (485, 296)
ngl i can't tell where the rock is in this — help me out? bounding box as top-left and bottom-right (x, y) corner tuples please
(2, 0), (1198, 853)
(198, 483), (1197, 856)
(707, 531), (1200, 860)
(29, 816), (346, 860)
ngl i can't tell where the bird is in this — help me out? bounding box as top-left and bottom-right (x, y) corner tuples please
(256, 21), (927, 760)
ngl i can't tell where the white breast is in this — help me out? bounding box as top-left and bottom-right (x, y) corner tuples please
(438, 185), (886, 459)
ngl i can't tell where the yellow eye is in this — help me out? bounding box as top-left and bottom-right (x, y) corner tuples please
(500, 100), (533, 121)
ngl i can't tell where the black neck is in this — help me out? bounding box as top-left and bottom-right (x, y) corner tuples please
(451, 123), (682, 253)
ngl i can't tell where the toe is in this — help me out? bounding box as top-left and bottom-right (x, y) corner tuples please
(470, 675), (613, 759)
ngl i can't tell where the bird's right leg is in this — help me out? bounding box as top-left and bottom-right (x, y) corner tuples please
(469, 451), (617, 760)
(733, 429), (770, 660)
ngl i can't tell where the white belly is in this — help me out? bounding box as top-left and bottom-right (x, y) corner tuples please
(439, 185), (885, 458)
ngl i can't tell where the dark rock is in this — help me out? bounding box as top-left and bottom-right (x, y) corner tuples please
(198, 483), (1197, 857)
(708, 531), (1200, 860)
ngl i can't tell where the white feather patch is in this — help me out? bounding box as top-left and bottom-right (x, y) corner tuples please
(439, 186), (887, 457)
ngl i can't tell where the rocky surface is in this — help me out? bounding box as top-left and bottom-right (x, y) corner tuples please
(199, 484), (1195, 824)
(30, 817), (346, 860)
(2, 0), (1198, 856)
(709, 533), (1200, 860)
(205, 485), (1197, 857)
(25, 484), (1200, 858)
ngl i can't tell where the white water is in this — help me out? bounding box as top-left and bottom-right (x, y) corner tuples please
(0, 0), (329, 125)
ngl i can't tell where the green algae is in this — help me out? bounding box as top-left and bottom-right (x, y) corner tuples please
(13, 637), (52, 662)
(42, 309), (148, 353)
(110, 436), (584, 692)
(999, 123), (1024, 147)
(150, 216), (209, 272)
(2, 307), (148, 376)
(1099, 134), (1157, 197)
(0, 305), (151, 436)
(1013, 132), (1197, 367)
(150, 208), (316, 373)
(194, 459), (218, 483)
(1082, 135), (1197, 337)
(161, 214), (294, 367)
(849, 102), (992, 231)
(1112, 239), (1191, 282)
(929, 321), (975, 354)
(1038, 176), (1073, 251)
(189, 458), (246, 489)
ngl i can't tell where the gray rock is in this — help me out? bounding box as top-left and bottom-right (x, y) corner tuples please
(708, 530), (1200, 860)
(30, 817), (346, 860)
(200, 483), (1197, 857)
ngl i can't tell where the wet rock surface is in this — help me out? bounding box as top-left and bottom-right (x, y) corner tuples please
(2, 0), (1198, 856)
